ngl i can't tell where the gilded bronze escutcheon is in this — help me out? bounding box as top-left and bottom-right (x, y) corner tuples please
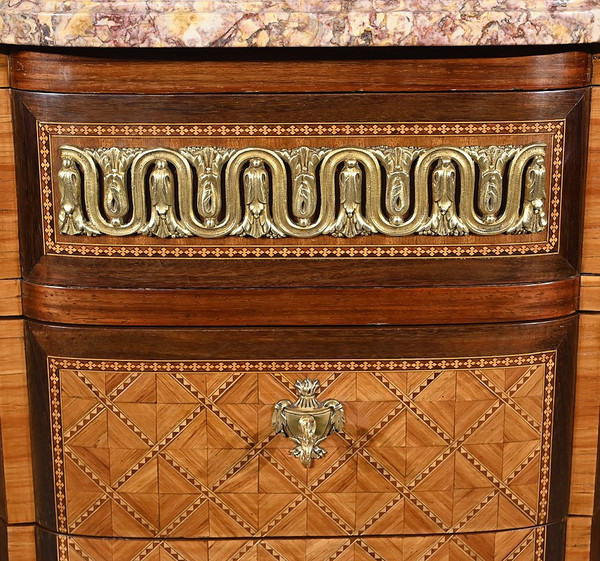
(272, 379), (345, 468)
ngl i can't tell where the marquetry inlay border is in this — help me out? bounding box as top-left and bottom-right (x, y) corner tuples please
(48, 351), (556, 543)
(38, 120), (565, 260)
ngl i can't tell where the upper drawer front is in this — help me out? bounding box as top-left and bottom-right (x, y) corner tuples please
(26, 319), (576, 542)
(14, 89), (587, 292)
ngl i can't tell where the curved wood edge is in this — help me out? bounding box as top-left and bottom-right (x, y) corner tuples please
(9, 48), (592, 94)
(22, 278), (579, 326)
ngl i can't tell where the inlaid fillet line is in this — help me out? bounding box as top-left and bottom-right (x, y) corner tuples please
(68, 494), (111, 533)
(407, 401), (503, 488)
(63, 403), (104, 442)
(452, 490), (498, 531)
(326, 538), (357, 561)
(106, 371), (144, 399)
(211, 435), (276, 490)
(65, 448), (159, 533)
(261, 541), (293, 561)
(163, 496), (208, 536)
(68, 540), (95, 561)
(506, 365), (542, 397)
(502, 529), (537, 561)
(73, 370), (154, 447)
(207, 370), (248, 401)
(355, 539), (387, 561)
(173, 371), (255, 447)
(468, 369), (541, 431)
(261, 450), (353, 534)
(162, 452), (204, 491)
(131, 541), (161, 561)
(270, 371), (300, 395)
(408, 369), (444, 400)
(459, 448), (537, 520)
(228, 541), (256, 561)
(535, 526), (547, 560)
(160, 543), (189, 561)
(358, 449), (449, 532)
(356, 494), (404, 534)
(421, 535), (453, 561)
(505, 447), (541, 486)
(113, 405), (204, 489)
(453, 538), (486, 561)
(260, 495), (305, 535)
(372, 371), (454, 444)
(162, 453), (257, 534)
(310, 402), (406, 490)
(314, 370), (346, 393)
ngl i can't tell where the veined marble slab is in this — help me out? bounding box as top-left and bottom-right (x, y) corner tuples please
(0, 0), (598, 48)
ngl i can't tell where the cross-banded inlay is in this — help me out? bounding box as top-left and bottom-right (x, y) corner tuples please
(49, 353), (555, 544)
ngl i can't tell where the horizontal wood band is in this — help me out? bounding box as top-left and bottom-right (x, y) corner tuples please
(32, 521), (566, 561)
(9, 48), (591, 94)
(22, 278), (578, 326)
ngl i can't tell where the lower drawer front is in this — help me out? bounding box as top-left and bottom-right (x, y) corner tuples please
(26, 321), (575, 546)
(36, 524), (564, 561)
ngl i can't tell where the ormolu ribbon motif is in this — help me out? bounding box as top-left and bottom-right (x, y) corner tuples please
(58, 143), (547, 239)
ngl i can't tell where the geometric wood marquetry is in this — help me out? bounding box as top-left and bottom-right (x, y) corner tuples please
(57, 526), (549, 561)
(49, 353), (555, 540)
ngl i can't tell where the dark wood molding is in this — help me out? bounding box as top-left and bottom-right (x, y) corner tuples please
(22, 278), (578, 327)
(9, 47), (592, 94)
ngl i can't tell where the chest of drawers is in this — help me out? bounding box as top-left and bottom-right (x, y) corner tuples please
(0, 44), (599, 561)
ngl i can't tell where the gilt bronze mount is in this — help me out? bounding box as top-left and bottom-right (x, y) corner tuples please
(272, 379), (345, 467)
(57, 143), (548, 240)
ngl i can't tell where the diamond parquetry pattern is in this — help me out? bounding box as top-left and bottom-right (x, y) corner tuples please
(49, 353), (555, 561)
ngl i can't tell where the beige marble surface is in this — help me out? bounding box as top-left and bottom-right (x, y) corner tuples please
(0, 0), (598, 48)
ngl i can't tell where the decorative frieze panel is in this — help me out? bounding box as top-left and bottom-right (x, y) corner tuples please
(57, 144), (547, 239)
(38, 120), (565, 259)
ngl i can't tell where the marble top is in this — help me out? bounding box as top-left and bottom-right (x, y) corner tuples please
(0, 0), (598, 48)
